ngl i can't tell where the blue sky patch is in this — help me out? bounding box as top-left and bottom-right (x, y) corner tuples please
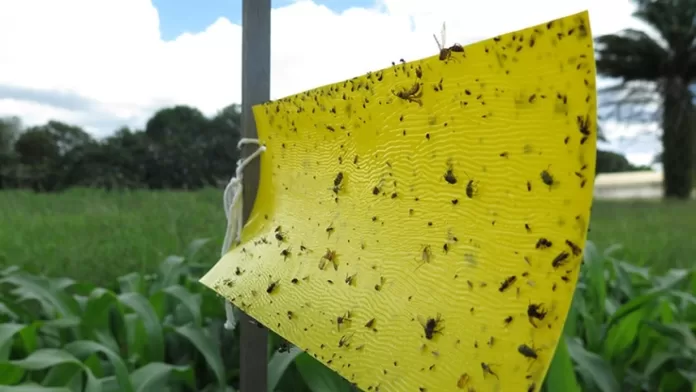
(153, 0), (377, 41)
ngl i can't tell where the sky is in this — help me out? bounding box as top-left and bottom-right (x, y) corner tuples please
(0, 0), (661, 166)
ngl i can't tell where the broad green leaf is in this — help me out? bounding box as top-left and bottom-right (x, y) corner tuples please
(644, 351), (682, 377)
(158, 256), (186, 288)
(602, 273), (689, 341)
(295, 353), (352, 392)
(0, 386), (72, 392)
(0, 275), (80, 318)
(186, 238), (211, 260)
(117, 273), (145, 295)
(566, 337), (620, 392)
(130, 363), (194, 392)
(603, 308), (645, 360)
(118, 292), (164, 362)
(645, 322), (696, 350)
(0, 324), (25, 349)
(268, 347), (303, 392)
(171, 324), (226, 387)
(544, 335), (581, 392)
(41, 362), (83, 388)
(3, 348), (81, 370)
(158, 285), (202, 326)
(65, 340), (134, 392)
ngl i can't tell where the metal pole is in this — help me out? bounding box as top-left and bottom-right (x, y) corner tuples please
(240, 0), (270, 391)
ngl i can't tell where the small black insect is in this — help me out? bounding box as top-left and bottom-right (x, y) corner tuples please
(345, 273), (356, 286)
(394, 82), (423, 105)
(280, 248), (291, 260)
(278, 341), (291, 353)
(466, 179), (476, 198)
(551, 251), (570, 268)
(481, 362), (498, 379)
(577, 114), (591, 136)
(528, 382), (537, 392)
(444, 168), (457, 184)
(518, 343), (538, 359)
(565, 239), (582, 256)
(527, 303), (547, 327)
(291, 278), (299, 284)
(457, 373), (470, 389)
(504, 315), (513, 326)
(535, 238), (552, 249)
(333, 172), (344, 194)
(266, 281), (279, 294)
(365, 318), (376, 329)
(274, 226), (286, 242)
(421, 314), (444, 340)
(337, 311), (352, 331)
(498, 275), (517, 292)
(540, 169), (554, 187)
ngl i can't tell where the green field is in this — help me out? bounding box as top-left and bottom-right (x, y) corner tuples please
(1, 188), (694, 286)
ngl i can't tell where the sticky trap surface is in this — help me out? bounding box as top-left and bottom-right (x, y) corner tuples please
(202, 11), (596, 392)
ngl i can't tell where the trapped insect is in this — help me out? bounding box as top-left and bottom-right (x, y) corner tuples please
(434, 22), (465, 62)
(419, 314), (444, 340)
(394, 82), (423, 106)
(518, 343), (539, 359)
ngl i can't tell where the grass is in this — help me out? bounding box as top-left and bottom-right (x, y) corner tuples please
(1, 188), (694, 286)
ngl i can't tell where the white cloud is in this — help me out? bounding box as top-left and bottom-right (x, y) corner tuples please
(0, 0), (658, 164)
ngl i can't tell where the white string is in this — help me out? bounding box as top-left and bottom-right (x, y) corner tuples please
(222, 137), (266, 331)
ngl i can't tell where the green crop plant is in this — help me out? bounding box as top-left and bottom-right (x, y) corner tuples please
(1, 239), (694, 391)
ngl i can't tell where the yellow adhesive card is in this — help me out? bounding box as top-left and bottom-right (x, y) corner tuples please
(202, 11), (596, 392)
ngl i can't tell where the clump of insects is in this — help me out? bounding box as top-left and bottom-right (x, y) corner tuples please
(338, 333), (354, 348)
(274, 226), (286, 242)
(434, 22), (465, 62)
(419, 314), (444, 340)
(535, 238), (552, 249)
(565, 239), (582, 256)
(319, 248), (338, 270)
(498, 275), (517, 292)
(551, 251), (570, 269)
(527, 302), (547, 327)
(393, 82), (423, 106)
(333, 172), (344, 194)
(576, 114), (591, 144)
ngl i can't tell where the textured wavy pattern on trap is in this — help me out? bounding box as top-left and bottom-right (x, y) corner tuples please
(202, 10), (597, 392)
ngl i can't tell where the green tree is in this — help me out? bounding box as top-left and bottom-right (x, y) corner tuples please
(596, 149), (651, 173)
(595, 0), (696, 199)
(14, 121), (94, 191)
(144, 105), (210, 189)
(0, 116), (22, 188)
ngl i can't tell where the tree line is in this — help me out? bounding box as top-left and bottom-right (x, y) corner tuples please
(0, 103), (649, 193)
(0, 105), (242, 191)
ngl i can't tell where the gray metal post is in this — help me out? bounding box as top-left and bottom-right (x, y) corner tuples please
(240, 0), (271, 391)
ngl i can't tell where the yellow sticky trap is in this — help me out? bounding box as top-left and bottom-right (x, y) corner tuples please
(202, 11), (596, 392)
